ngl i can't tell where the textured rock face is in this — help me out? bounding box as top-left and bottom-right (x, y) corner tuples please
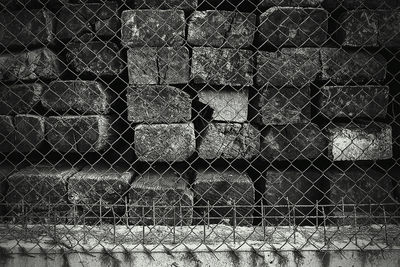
(378, 11), (400, 47)
(0, 9), (53, 48)
(14, 115), (45, 152)
(261, 123), (327, 161)
(46, 115), (114, 153)
(0, 48), (62, 82)
(319, 86), (389, 119)
(133, 0), (197, 11)
(198, 88), (248, 122)
(127, 85), (191, 123)
(56, 2), (119, 40)
(199, 123), (260, 159)
(320, 48), (387, 84)
(66, 42), (123, 77)
(121, 10), (185, 47)
(127, 47), (190, 85)
(134, 123), (196, 162)
(192, 47), (253, 86)
(187, 11), (256, 48)
(129, 170), (193, 225)
(256, 48), (320, 87)
(68, 166), (133, 218)
(327, 123), (392, 161)
(0, 115), (14, 153)
(259, 7), (328, 47)
(6, 165), (78, 210)
(193, 169), (254, 226)
(260, 0), (323, 8)
(0, 83), (44, 114)
(257, 86), (310, 125)
(43, 81), (110, 114)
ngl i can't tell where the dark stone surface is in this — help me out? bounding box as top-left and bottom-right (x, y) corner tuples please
(43, 80), (110, 114)
(14, 115), (45, 152)
(0, 83), (44, 115)
(46, 115), (114, 153)
(261, 123), (327, 161)
(320, 48), (387, 84)
(134, 123), (196, 162)
(133, 0), (197, 11)
(0, 165), (14, 217)
(192, 47), (253, 86)
(326, 123), (392, 161)
(324, 0), (398, 9)
(257, 85), (311, 125)
(198, 123), (260, 160)
(6, 165), (78, 211)
(187, 10), (256, 48)
(378, 10), (400, 47)
(193, 168), (254, 226)
(0, 48), (62, 82)
(260, 0), (323, 8)
(0, 115), (14, 153)
(55, 2), (119, 40)
(263, 168), (323, 225)
(129, 170), (193, 225)
(319, 86), (389, 119)
(0, 9), (53, 48)
(127, 47), (190, 85)
(259, 7), (328, 47)
(256, 48), (320, 87)
(127, 85), (191, 123)
(121, 10), (185, 47)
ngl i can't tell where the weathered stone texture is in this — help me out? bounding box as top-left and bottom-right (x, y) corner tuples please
(256, 48), (320, 87)
(56, 2), (119, 40)
(0, 49), (62, 82)
(0, 116), (14, 153)
(257, 85), (310, 125)
(327, 123), (392, 161)
(259, 7), (328, 47)
(199, 123), (260, 160)
(46, 115), (114, 153)
(129, 170), (193, 225)
(127, 47), (189, 85)
(193, 169), (254, 226)
(260, 0), (323, 8)
(134, 123), (196, 162)
(121, 10), (185, 47)
(133, 0), (197, 11)
(325, 0), (398, 10)
(0, 9), (53, 48)
(192, 47), (253, 86)
(198, 88), (248, 122)
(66, 42), (123, 77)
(6, 165), (78, 210)
(43, 81), (110, 114)
(187, 11), (256, 48)
(319, 86), (389, 119)
(261, 123), (327, 161)
(320, 48), (386, 84)
(14, 115), (45, 152)
(127, 85), (191, 123)
(0, 83), (43, 114)
(378, 11), (400, 47)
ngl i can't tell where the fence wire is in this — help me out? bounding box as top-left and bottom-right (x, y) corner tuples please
(0, 0), (400, 258)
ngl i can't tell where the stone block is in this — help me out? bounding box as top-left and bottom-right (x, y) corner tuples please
(127, 46), (189, 85)
(378, 10), (400, 47)
(134, 123), (196, 162)
(198, 88), (248, 122)
(256, 48), (320, 87)
(192, 47), (253, 86)
(187, 11), (256, 48)
(46, 115), (114, 153)
(0, 48), (62, 82)
(0, 116), (14, 153)
(327, 123), (392, 161)
(193, 168), (254, 226)
(129, 170), (193, 225)
(43, 80), (110, 114)
(121, 10), (185, 47)
(198, 123), (260, 160)
(261, 123), (327, 161)
(127, 85), (191, 123)
(133, 0), (197, 11)
(259, 7), (328, 47)
(260, 0), (323, 8)
(0, 83), (43, 115)
(14, 115), (45, 152)
(319, 86), (389, 119)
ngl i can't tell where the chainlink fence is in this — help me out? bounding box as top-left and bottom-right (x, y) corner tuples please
(0, 0), (400, 260)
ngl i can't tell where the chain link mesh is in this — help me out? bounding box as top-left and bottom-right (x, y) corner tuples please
(0, 0), (399, 259)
